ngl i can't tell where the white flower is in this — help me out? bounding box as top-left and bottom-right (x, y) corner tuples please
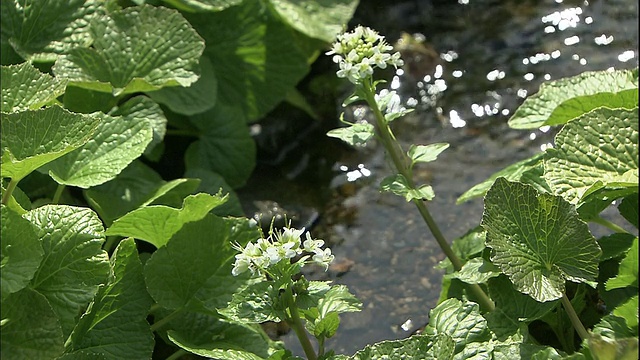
(303, 233), (325, 253)
(312, 248), (335, 270)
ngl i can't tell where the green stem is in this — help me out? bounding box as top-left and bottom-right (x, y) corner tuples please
(561, 292), (590, 342)
(103, 236), (119, 253)
(1, 178), (18, 205)
(591, 216), (630, 234)
(150, 308), (183, 333)
(361, 81), (495, 311)
(165, 349), (187, 360)
(284, 286), (317, 360)
(52, 184), (65, 205)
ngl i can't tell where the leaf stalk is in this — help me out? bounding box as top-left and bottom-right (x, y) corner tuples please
(561, 291), (590, 342)
(284, 285), (317, 360)
(1, 178), (18, 205)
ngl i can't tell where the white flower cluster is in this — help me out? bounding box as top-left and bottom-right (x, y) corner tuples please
(327, 26), (404, 84)
(232, 227), (334, 276)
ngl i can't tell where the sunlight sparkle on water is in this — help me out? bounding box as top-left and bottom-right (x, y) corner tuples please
(594, 34), (614, 45)
(452, 70), (463, 78)
(564, 36), (580, 46)
(542, 7), (582, 31)
(449, 110), (466, 128)
(618, 50), (635, 62)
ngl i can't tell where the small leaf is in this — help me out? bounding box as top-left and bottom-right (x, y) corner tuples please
(269, 0), (359, 43)
(508, 68), (638, 129)
(1, 106), (100, 182)
(447, 258), (501, 284)
(317, 284), (362, 317)
(147, 56), (218, 116)
(544, 107), (638, 205)
(380, 174), (435, 201)
(41, 103), (153, 188)
(144, 215), (260, 312)
(65, 239), (154, 359)
(52, 5), (205, 96)
(0, 205), (43, 300)
(423, 298), (490, 355)
(185, 168), (244, 217)
(25, 205), (110, 337)
(606, 237), (638, 291)
(482, 178), (601, 302)
(185, 104), (256, 189)
(613, 295), (638, 332)
(219, 280), (280, 323)
(619, 195), (639, 228)
(1, 62), (67, 112)
(408, 143), (449, 165)
(457, 152), (545, 204)
(106, 193), (228, 248)
(0, 0), (103, 62)
(0, 288), (64, 359)
(314, 311), (340, 338)
(327, 121), (375, 146)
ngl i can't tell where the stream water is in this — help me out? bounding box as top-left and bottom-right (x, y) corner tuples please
(238, 0), (638, 356)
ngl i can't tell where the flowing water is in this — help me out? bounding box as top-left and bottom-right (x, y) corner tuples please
(238, 0), (638, 355)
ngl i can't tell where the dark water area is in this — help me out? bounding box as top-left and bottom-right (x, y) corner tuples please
(237, 0), (638, 356)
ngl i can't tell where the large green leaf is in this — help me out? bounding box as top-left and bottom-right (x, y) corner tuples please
(115, 96), (167, 158)
(269, 0), (359, 43)
(544, 107), (638, 205)
(106, 193), (227, 248)
(65, 239), (154, 359)
(482, 178), (601, 302)
(1, 62), (67, 112)
(185, 104), (256, 188)
(84, 161), (200, 224)
(446, 258), (501, 285)
(147, 55), (217, 116)
(1, 106), (100, 182)
(0, 205), (43, 300)
(508, 68), (639, 129)
(160, 0), (243, 12)
(423, 298), (491, 355)
(186, 0), (310, 121)
(144, 215), (260, 313)
(0, 288), (64, 359)
(25, 205), (110, 337)
(345, 334), (454, 360)
(606, 237), (638, 291)
(41, 101), (153, 188)
(52, 5), (205, 96)
(457, 152), (546, 204)
(0, 0), (102, 62)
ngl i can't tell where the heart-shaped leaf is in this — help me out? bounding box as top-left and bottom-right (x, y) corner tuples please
(1, 63), (67, 112)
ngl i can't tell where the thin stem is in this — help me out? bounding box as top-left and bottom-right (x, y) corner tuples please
(103, 236), (119, 253)
(284, 286), (317, 360)
(561, 292), (590, 342)
(591, 216), (630, 234)
(1, 178), (18, 205)
(361, 82), (494, 311)
(150, 308), (183, 333)
(52, 184), (65, 205)
(165, 349), (187, 360)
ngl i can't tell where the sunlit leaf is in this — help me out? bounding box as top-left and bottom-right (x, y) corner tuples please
(380, 174), (435, 201)
(482, 178), (601, 302)
(347, 334), (454, 360)
(606, 237), (638, 291)
(508, 68), (638, 129)
(447, 258), (501, 284)
(408, 143), (449, 165)
(160, 0), (242, 12)
(1, 63), (67, 112)
(52, 5), (204, 96)
(327, 121), (375, 146)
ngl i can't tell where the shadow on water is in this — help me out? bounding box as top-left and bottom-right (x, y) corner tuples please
(237, 0), (638, 355)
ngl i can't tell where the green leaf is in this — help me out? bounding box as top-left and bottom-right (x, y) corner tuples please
(166, 314), (272, 360)
(613, 295), (638, 332)
(160, 0), (243, 12)
(52, 5), (205, 96)
(619, 195), (638, 228)
(508, 68), (639, 129)
(457, 152), (546, 204)
(186, 0), (310, 121)
(598, 233), (636, 261)
(63, 86), (118, 114)
(593, 314), (636, 341)
(185, 168), (244, 217)
(25, 205), (110, 337)
(0, 0), (103, 62)
(0, 205), (43, 300)
(116, 96), (167, 158)
(41, 103), (153, 188)
(185, 104), (256, 189)
(1, 181), (30, 214)
(544, 107), (638, 205)
(0, 288), (64, 359)
(65, 239), (154, 359)
(147, 56), (217, 116)
(1, 106), (100, 182)
(408, 143), (449, 165)
(269, 0), (359, 43)
(316, 284), (361, 317)
(380, 174), (435, 201)
(106, 193), (227, 248)
(606, 237), (638, 291)
(327, 121), (375, 146)
(314, 311), (340, 338)
(1, 62), (67, 112)
(447, 258), (501, 284)
(144, 215), (260, 312)
(348, 334), (454, 360)
(423, 298), (490, 354)
(84, 161), (199, 224)
(482, 178), (601, 302)
(219, 280), (281, 323)
(587, 333), (639, 360)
